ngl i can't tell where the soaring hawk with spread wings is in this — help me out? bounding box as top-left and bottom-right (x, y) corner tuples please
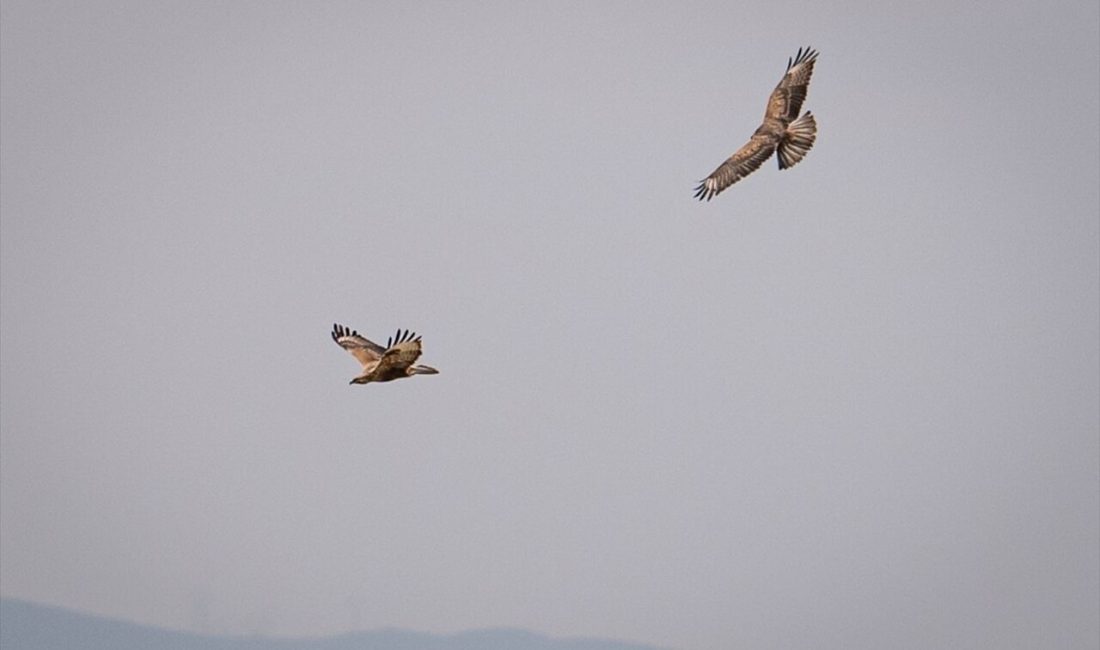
(694, 47), (819, 201)
(331, 323), (439, 385)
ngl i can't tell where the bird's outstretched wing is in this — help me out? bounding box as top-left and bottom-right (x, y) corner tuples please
(375, 329), (424, 375)
(765, 47), (818, 122)
(332, 323), (385, 369)
(694, 136), (777, 201)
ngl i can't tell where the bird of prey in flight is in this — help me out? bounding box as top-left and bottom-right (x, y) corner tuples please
(331, 323), (439, 385)
(694, 47), (819, 201)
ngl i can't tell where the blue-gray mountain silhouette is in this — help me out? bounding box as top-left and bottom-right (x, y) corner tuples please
(1, 599), (666, 650)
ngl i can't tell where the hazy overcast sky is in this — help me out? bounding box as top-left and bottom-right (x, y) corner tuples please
(2, 1), (1098, 649)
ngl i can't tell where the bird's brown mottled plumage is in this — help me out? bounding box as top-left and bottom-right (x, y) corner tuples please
(694, 47), (819, 201)
(331, 323), (439, 385)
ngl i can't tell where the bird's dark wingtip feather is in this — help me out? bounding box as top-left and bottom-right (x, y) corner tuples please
(788, 46), (817, 69)
(693, 182), (715, 201)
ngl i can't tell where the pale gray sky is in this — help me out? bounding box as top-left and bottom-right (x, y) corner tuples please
(2, 1), (1098, 649)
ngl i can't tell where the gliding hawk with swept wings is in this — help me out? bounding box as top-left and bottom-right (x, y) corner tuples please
(331, 323), (439, 385)
(694, 47), (819, 201)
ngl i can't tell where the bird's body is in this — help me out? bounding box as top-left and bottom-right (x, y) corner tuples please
(331, 323), (439, 385)
(695, 47), (819, 201)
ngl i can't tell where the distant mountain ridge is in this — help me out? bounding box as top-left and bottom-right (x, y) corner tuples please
(0, 598), (665, 650)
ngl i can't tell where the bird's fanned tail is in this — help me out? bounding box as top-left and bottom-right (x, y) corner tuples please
(776, 111), (817, 170)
